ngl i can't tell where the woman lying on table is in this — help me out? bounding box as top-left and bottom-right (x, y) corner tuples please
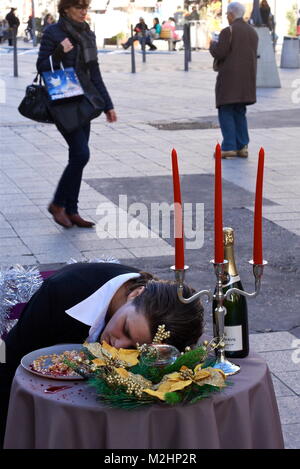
(0, 261), (204, 446)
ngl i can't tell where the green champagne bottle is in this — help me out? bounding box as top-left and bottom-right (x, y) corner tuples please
(213, 227), (249, 358)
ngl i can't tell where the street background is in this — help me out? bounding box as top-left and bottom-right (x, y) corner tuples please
(0, 41), (300, 447)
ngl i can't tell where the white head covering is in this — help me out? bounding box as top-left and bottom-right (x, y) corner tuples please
(66, 272), (141, 342)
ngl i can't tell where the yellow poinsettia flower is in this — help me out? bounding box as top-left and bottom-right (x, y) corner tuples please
(101, 341), (140, 366)
(143, 378), (192, 401)
(193, 368), (211, 381)
(194, 367), (226, 388)
(114, 367), (152, 389)
(115, 367), (130, 378)
(143, 370), (193, 401)
(92, 358), (106, 366)
(143, 363), (226, 401)
(194, 363), (203, 372)
(84, 341), (140, 367)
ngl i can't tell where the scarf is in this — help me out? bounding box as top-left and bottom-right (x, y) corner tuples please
(59, 15), (98, 64)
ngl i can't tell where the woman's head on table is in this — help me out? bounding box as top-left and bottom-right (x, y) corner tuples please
(101, 273), (204, 351)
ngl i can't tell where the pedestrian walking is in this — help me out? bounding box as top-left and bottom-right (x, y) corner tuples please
(42, 13), (55, 32)
(209, 2), (258, 159)
(36, 0), (117, 228)
(0, 19), (8, 43)
(259, 1), (271, 28)
(5, 7), (20, 46)
(25, 16), (34, 41)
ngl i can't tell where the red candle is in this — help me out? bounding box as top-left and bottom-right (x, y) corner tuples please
(253, 148), (265, 265)
(171, 148), (184, 269)
(214, 143), (224, 263)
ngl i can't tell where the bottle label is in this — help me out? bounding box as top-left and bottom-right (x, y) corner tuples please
(224, 325), (243, 351)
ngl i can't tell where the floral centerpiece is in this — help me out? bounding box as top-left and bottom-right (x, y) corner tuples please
(64, 326), (227, 409)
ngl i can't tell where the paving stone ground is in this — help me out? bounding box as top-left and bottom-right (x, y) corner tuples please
(0, 44), (299, 448)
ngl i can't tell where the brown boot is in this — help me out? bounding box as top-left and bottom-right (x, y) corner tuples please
(67, 213), (95, 228)
(48, 203), (73, 228)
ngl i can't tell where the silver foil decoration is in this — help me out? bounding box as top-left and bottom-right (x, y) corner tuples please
(0, 265), (43, 337)
(67, 256), (121, 264)
(0, 258), (121, 337)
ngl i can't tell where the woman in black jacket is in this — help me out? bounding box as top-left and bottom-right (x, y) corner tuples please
(0, 262), (204, 447)
(37, 0), (117, 228)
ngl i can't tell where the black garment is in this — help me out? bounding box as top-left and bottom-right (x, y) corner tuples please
(59, 15), (98, 64)
(134, 21), (149, 33)
(27, 17), (32, 31)
(37, 17), (113, 112)
(0, 262), (140, 447)
(5, 11), (19, 46)
(259, 6), (271, 27)
(122, 21), (155, 49)
(53, 122), (90, 214)
(187, 11), (200, 21)
(5, 11), (20, 28)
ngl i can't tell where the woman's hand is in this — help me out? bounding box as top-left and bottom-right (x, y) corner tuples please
(61, 38), (74, 53)
(105, 109), (117, 123)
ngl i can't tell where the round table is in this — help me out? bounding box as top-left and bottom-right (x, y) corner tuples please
(4, 352), (284, 449)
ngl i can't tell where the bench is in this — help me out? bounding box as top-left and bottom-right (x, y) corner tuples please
(153, 30), (181, 51)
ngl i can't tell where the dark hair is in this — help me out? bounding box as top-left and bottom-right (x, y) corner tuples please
(58, 0), (90, 16)
(126, 271), (158, 293)
(133, 280), (204, 352)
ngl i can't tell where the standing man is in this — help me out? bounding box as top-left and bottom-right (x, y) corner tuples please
(5, 7), (20, 46)
(209, 2), (258, 159)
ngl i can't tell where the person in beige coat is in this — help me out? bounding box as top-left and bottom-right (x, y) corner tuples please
(209, 2), (258, 158)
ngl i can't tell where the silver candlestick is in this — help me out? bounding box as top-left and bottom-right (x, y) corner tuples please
(171, 259), (267, 376)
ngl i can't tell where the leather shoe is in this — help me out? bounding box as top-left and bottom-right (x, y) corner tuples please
(221, 150), (237, 159)
(237, 145), (248, 158)
(213, 150), (237, 159)
(48, 203), (72, 228)
(67, 213), (95, 228)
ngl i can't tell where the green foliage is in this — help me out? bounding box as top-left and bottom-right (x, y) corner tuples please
(164, 392), (182, 404)
(163, 347), (207, 374)
(130, 357), (163, 383)
(88, 376), (155, 410)
(286, 4), (298, 36)
(130, 346), (207, 384)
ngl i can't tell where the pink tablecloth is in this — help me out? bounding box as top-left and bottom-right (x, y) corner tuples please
(4, 352), (284, 449)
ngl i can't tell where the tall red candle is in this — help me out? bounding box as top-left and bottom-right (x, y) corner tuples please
(253, 148), (265, 265)
(214, 143), (224, 263)
(171, 148), (184, 269)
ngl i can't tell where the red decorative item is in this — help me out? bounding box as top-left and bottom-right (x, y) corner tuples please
(253, 148), (265, 265)
(214, 144), (224, 263)
(171, 149), (184, 270)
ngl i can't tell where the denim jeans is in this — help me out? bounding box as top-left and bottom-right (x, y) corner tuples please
(218, 104), (249, 151)
(53, 123), (90, 215)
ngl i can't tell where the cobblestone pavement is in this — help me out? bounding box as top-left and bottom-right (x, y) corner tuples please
(0, 45), (299, 448)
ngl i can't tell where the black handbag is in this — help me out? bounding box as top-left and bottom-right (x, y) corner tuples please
(18, 74), (54, 123)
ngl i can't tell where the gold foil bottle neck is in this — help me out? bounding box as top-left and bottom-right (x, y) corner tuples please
(223, 227), (234, 246)
(223, 227), (238, 277)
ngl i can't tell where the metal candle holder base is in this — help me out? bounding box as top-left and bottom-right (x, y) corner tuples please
(171, 259), (267, 376)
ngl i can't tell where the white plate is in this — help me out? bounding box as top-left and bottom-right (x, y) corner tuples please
(21, 344), (85, 380)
